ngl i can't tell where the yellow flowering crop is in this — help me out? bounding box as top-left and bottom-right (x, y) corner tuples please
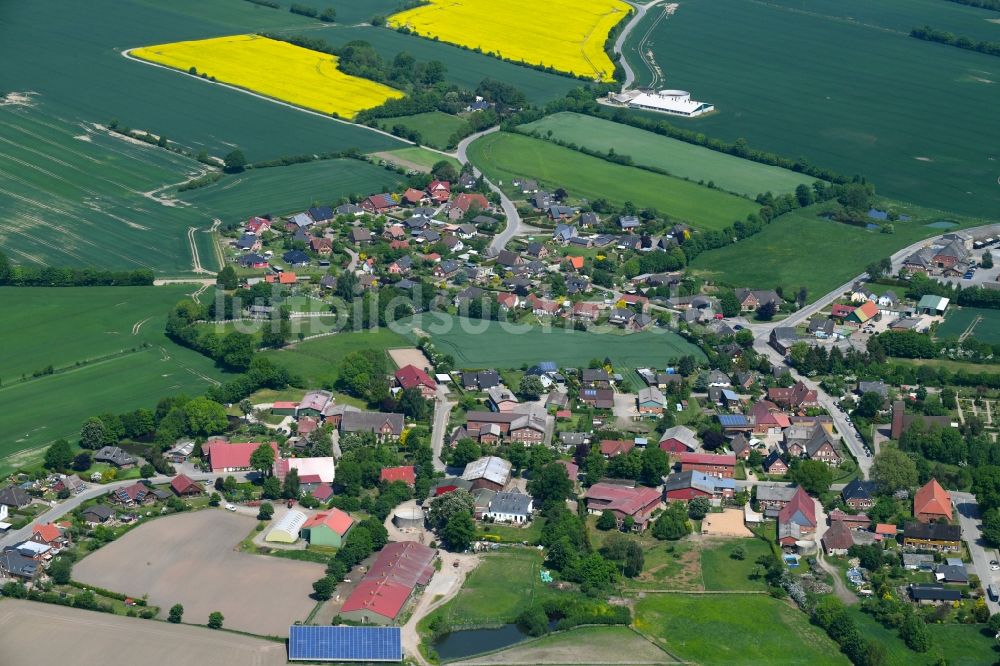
(131, 35), (404, 119)
(389, 0), (630, 82)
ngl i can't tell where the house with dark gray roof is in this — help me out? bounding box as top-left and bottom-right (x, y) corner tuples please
(485, 491), (533, 523)
(0, 548), (38, 580)
(0, 484), (31, 509)
(94, 446), (136, 468)
(340, 411), (405, 440)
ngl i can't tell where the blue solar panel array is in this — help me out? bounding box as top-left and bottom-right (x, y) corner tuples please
(288, 625), (402, 662)
(717, 414), (749, 426)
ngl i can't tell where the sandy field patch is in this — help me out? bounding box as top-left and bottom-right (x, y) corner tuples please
(73, 509), (323, 636)
(452, 625), (671, 665)
(0, 600), (287, 665)
(700, 509), (754, 537)
(388, 346), (432, 370)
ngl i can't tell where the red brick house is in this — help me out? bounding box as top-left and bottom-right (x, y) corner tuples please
(584, 483), (662, 532)
(680, 452), (736, 479)
(914, 479), (952, 523)
(169, 474), (204, 497)
(394, 364), (437, 399)
(309, 237), (333, 256)
(427, 180), (451, 203)
(766, 381), (818, 410)
(380, 465), (416, 487)
(600, 440), (635, 458)
(778, 487), (816, 546)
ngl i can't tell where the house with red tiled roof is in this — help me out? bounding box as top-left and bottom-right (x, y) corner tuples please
(914, 479), (952, 523)
(394, 365), (437, 399)
(311, 483), (334, 502)
(620, 294), (649, 311)
(846, 300), (880, 327)
(339, 542), (436, 624)
(584, 483), (662, 532)
(402, 187), (429, 206)
(246, 216), (271, 234)
(309, 237), (333, 256)
(599, 440), (634, 458)
(830, 303), (855, 320)
(302, 508), (355, 548)
(362, 193), (398, 214)
(496, 292), (519, 310)
(750, 400), (791, 435)
(449, 193), (488, 217)
(564, 255), (584, 271)
(31, 523), (69, 548)
(265, 272), (297, 285)
(875, 523), (898, 541)
(680, 452), (736, 479)
(778, 486), (816, 546)
(427, 180), (451, 203)
(169, 474), (203, 497)
(380, 466), (416, 487)
(571, 301), (601, 320)
(204, 441), (279, 473)
(766, 381), (818, 410)
(109, 481), (155, 507)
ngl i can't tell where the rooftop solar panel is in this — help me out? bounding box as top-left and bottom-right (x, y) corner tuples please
(288, 625), (402, 662)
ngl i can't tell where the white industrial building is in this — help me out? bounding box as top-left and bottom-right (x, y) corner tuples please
(612, 89), (714, 117)
(265, 509), (307, 544)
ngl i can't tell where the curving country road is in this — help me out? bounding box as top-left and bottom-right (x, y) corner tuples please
(454, 128), (536, 253)
(616, 0), (663, 90)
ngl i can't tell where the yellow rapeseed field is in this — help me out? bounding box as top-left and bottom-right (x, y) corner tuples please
(130, 34), (404, 119)
(388, 0), (630, 82)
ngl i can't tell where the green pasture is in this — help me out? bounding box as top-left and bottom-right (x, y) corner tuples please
(700, 537), (773, 591)
(372, 146), (461, 172)
(375, 111), (468, 150)
(622, 0), (1000, 218)
(689, 204), (978, 301)
(262, 328), (410, 387)
(0, 0), (402, 165)
(634, 594), (847, 665)
(276, 24), (583, 106)
(445, 550), (541, 624)
(395, 313), (706, 369)
(937, 307), (1000, 343)
(177, 158), (406, 222)
(0, 285), (229, 471)
(466, 132), (757, 230)
(520, 113), (817, 197)
(848, 608), (998, 666)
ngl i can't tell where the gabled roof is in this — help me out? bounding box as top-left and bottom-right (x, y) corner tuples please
(462, 456), (512, 486)
(805, 426), (839, 458)
(659, 425), (698, 451)
(914, 479), (952, 520)
(841, 478), (876, 502)
(303, 508), (354, 536)
(380, 466), (416, 486)
(32, 523), (63, 543)
(905, 521), (960, 541)
(205, 441), (278, 472)
(169, 474), (202, 495)
(680, 452), (736, 467)
(0, 485), (31, 508)
(778, 487), (816, 528)
(584, 483), (661, 518)
(395, 365), (436, 391)
(822, 519), (855, 551)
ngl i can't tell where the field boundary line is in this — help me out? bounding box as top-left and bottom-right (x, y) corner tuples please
(120, 49), (410, 147)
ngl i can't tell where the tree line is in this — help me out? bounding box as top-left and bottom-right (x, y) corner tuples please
(0, 250), (153, 287)
(912, 25), (1000, 57)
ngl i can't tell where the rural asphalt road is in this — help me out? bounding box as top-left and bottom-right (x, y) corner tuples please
(953, 492), (1000, 615)
(616, 0), (663, 90)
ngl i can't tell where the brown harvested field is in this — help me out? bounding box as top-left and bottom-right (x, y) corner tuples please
(0, 600), (287, 665)
(388, 346), (432, 370)
(452, 625), (674, 665)
(73, 509), (323, 636)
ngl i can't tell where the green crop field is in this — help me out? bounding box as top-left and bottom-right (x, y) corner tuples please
(280, 24), (583, 106)
(936, 307), (1000, 343)
(262, 328), (411, 388)
(0, 286), (230, 474)
(374, 111), (468, 149)
(622, 0), (1000, 218)
(371, 146), (461, 173)
(520, 113), (817, 197)
(176, 158), (406, 221)
(634, 594), (847, 665)
(0, 0), (403, 165)
(396, 313), (706, 369)
(467, 132), (757, 230)
(689, 205), (978, 301)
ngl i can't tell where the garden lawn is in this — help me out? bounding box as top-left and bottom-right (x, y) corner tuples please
(375, 112), (468, 150)
(444, 549), (541, 624)
(689, 205), (979, 302)
(634, 594), (847, 665)
(622, 0), (1000, 218)
(468, 132), (756, 230)
(700, 536), (773, 591)
(848, 608), (998, 666)
(396, 313), (706, 369)
(520, 113), (816, 197)
(262, 328), (410, 387)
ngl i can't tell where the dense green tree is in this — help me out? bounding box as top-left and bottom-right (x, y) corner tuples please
(139, 463), (156, 479)
(249, 443), (275, 476)
(216, 265), (238, 290)
(640, 446), (669, 486)
(596, 510), (618, 531)
(516, 604), (549, 636)
(687, 497), (711, 520)
(441, 511), (475, 551)
(791, 459), (833, 494)
(257, 502), (274, 520)
(261, 476), (281, 499)
(528, 462), (573, 509)
(168, 603), (184, 623)
(72, 451), (92, 472)
(756, 301), (776, 321)
(398, 387), (430, 420)
(79, 417), (107, 450)
(223, 150), (246, 173)
(219, 332), (255, 371)
(870, 448), (918, 494)
(282, 468), (301, 499)
(518, 375), (545, 400)
(449, 438), (482, 468)
(900, 614), (931, 652)
(48, 556), (73, 585)
(207, 611), (225, 629)
(718, 290), (741, 318)
(44, 439), (74, 471)
(854, 391), (884, 419)
(339, 349), (390, 403)
(600, 533), (644, 577)
(312, 575), (336, 600)
(428, 489), (475, 529)
(652, 503), (690, 540)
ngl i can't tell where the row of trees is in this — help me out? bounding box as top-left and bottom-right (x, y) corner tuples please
(912, 25), (1000, 58)
(0, 250), (153, 287)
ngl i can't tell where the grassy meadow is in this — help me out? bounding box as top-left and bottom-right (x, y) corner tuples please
(0, 286), (229, 474)
(848, 608), (998, 666)
(467, 132), (758, 230)
(396, 313), (706, 369)
(520, 112), (817, 197)
(176, 158), (406, 221)
(371, 146), (461, 173)
(689, 205), (981, 300)
(262, 328), (411, 388)
(622, 0), (1000, 218)
(375, 111), (468, 149)
(634, 594), (847, 665)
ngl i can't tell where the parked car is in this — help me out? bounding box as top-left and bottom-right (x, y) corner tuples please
(225, 504), (237, 512)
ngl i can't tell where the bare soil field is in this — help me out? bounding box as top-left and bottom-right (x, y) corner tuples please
(0, 600), (287, 665)
(452, 625), (673, 665)
(700, 509), (754, 537)
(73, 509), (322, 636)
(388, 346), (432, 370)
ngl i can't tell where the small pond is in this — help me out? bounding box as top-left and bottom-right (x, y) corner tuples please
(926, 220), (959, 229)
(433, 624), (531, 660)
